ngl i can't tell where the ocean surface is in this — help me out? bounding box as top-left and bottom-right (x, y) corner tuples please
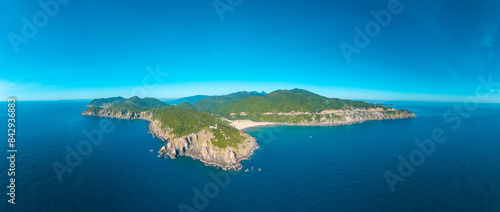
(1, 101), (500, 211)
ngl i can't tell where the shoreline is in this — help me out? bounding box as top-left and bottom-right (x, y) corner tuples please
(229, 120), (282, 130)
(229, 114), (418, 130)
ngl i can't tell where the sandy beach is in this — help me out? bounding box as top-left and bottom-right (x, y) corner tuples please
(229, 120), (280, 130)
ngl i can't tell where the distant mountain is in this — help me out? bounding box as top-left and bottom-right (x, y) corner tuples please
(189, 91), (267, 112)
(165, 95), (214, 105)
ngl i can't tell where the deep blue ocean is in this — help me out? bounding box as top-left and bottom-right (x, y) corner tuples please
(1, 101), (500, 211)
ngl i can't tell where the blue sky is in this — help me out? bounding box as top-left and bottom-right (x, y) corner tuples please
(0, 0), (499, 102)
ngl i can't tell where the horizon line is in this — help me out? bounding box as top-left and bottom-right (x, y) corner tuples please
(3, 98), (499, 104)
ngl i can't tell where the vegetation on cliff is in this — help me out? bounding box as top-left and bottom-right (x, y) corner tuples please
(149, 107), (244, 148)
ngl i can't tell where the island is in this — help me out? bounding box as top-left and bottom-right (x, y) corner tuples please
(82, 89), (416, 170)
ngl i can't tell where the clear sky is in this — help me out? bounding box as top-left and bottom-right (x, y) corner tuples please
(0, 0), (499, 102)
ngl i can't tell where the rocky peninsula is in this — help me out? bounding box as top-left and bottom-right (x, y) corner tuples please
(82, 89), (417, 171)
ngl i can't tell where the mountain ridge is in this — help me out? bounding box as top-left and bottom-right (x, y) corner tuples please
(180, 91), (267, 112)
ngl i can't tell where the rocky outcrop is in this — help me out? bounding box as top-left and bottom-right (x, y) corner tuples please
(82, 109), (258, 170)
(150, 120), (257, 170)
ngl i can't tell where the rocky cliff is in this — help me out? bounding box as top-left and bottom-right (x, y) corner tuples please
(150, 120), (257, 170)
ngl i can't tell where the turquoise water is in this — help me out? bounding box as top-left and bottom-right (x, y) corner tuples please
(1, 101), (500, 211)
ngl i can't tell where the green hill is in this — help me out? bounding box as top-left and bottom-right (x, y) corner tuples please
(211, 89), (385, 116)
(191, 91), (267, 112)
(84, 96), (169, 114)
(87, 97), (126, 107)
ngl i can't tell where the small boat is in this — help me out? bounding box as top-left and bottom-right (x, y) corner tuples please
(245, 169), (248, 172)
(258, 168), (261, 171)
(251, 167), (253, 170)
(149, 150), (154, 152)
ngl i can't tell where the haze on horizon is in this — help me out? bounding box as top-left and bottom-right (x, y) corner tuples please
(1, 0), (499, 102)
